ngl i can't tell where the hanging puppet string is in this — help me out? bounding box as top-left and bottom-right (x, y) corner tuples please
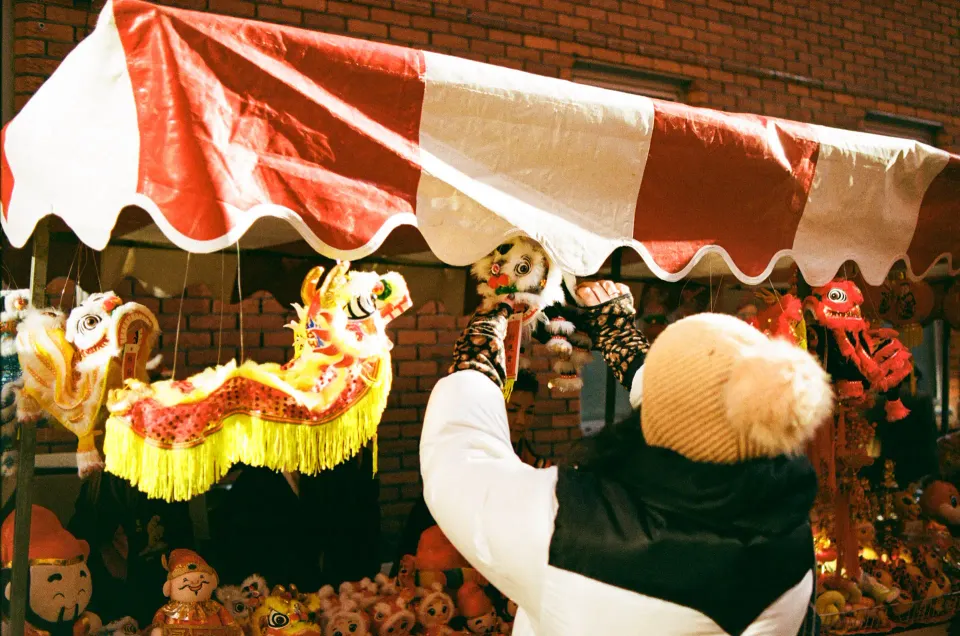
(89, 245), (103, 294)
(217, 249), (225, 365)
(61, 245), (80, 308)
(171, 253), (192, 380)
(236, 241), (244, 362)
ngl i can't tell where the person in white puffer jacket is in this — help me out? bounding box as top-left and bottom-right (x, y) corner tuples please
(420, 281), (833, 636)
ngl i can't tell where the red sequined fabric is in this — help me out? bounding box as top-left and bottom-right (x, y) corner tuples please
(124, 359), (381, 449)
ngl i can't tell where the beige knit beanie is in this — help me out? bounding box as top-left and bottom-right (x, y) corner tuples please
(640, 313), (834, 463)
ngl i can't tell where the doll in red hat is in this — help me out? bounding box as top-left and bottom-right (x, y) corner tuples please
(149, 549), (239, 636)
(456, 583), (499, 635)
(1, 505), (102, 636)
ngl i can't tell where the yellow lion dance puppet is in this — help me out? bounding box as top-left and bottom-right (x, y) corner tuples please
(16, 292), (160, 477)
(103, 262), (411, 502)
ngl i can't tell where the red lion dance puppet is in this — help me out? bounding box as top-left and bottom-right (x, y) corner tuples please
(803, 279), (913, 581)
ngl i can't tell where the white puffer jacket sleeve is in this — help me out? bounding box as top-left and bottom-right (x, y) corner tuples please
(420, 370), (559, 628)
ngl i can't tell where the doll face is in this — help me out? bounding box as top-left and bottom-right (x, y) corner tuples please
(505, 390), (535, 433)
(465, 610), (498, 635)
(894, 492), (921, 521)
(371, 603), (414, 636)
(417, 593), (453, 627)
(26, 561), (92, 622)
(326, 610), (368, 636)
(168, 570), (218, 602)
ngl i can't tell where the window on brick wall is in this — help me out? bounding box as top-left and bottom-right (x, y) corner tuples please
(861, 111), (942, 145)
(571, 61), (691, 102)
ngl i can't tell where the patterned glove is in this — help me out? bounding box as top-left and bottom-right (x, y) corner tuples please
(579, 294), (650, 389)
(449, 304), (512, 389)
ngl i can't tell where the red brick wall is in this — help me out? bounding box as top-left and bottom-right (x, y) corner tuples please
(10, 0), (960, 150)
(35, 277), (579, 553)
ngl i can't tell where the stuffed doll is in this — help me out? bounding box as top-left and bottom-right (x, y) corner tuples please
(96, 618), (140, 636)
(469, 237), (589, 394)
(1, 505), (103, 636)
(150, 550), (239, 636)
(373, 574), (398, 597)
(339, 579), (380, 613)
(368, 590), (415, 636)
(454, 584), (498, 636)
(412, 527), (486, 593)
(215, 586), (253, 635)
(414, 583), (455, 631)
(240, 576), (268, 611)
(320, 597), (369, 636)
(919, 480), (960, 526)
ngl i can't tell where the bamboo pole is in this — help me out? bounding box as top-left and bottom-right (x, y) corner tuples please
(8, 219), (49, 636)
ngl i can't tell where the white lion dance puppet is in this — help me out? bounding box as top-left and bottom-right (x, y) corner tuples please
(470, 236), (592, 394)
(15, 292), (159, 477)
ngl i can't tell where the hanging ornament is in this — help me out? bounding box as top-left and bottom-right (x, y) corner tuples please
(881, 271), (934, 349)
(16, 292), (159, 477)
(103, 263), (412, 501)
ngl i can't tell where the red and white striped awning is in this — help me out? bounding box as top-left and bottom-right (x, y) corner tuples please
(1, 0), (957, 285)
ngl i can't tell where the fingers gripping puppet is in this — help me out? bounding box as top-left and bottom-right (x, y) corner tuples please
(15, 292), (160, 477)
(468, 237), (591, 397)
(103, 263), (412, 502)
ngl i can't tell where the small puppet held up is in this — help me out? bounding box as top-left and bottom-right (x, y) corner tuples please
(469, 236), (591, 397)
(1, 505), (102, 636)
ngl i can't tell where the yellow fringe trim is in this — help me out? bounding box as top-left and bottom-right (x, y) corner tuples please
(103, 355), (391, 502)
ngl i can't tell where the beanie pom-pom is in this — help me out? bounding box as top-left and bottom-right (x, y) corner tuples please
(725, 338), (834, 456)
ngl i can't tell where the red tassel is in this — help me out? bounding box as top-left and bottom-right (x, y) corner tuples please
(885, 398), (910, 422)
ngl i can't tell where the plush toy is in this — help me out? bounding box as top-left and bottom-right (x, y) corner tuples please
(320, 597), (368, 636)
(216, 586), (253, 634)
(1, 505), (103, 636)
(413, 527), (486, 592)
(150, 550), (239, 636)
(103, 263), (412, 502)
(16, 292), (159, 477)
(239, 576), (268, 608)
(96, 618), (140, 636)
(373, 574), (397, 597)
(415, 583), (455, 631)
(339, 579), (380, 612)
(247, 587), (320, 636)
(455, 584), (498, 636)
(368, 590), (415, 636)
(470, 237), (589, 394)
(919, 480), (960, 526)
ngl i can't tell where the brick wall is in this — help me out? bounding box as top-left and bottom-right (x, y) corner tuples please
(10, 0), (960, 150)
(35, 276), (579, 553)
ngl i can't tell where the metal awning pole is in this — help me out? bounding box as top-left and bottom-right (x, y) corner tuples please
(8, 219), (48, 636)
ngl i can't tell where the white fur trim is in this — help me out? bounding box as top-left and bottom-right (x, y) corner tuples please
(546, 337), (573, 358)
(551, 376), (582, 392)
(629, 367), (644, 409)
(724, 338), (834, 456)
(545, 318), (576, 336)
(76, 449), (105, 479)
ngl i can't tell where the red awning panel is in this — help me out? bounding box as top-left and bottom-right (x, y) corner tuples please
(2, 0), (957, 284)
